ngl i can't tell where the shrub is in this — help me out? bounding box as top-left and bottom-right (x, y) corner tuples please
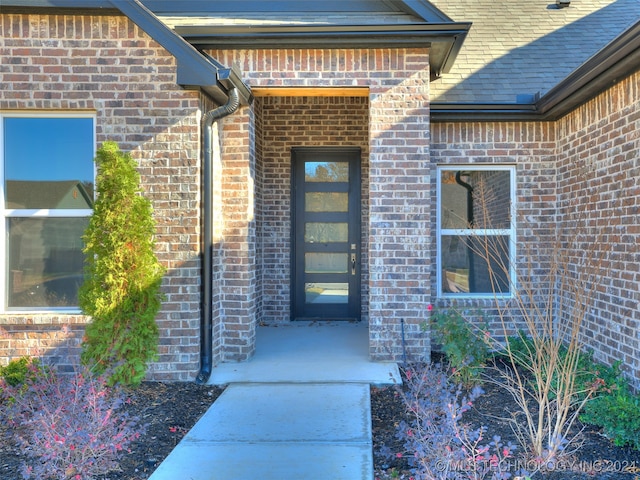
(466, 187), (613, 461)
(427, 306), (490, 386)
(581, 385), (640, 450)
(0, 357), (47, 403)
(385, 363), (519, 480)
(0, 356), (43, 387)
(1, 363), (144, 479)
(503, 335), (624, 403)
(79, 141), (165, 386)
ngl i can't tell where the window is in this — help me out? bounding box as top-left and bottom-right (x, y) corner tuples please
(437, 166), (516, 298)
(1, 114), (95, 310)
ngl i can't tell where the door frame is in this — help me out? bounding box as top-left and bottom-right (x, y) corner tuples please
(290, 147), (362, 321)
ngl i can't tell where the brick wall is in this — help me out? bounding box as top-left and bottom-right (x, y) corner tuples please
(258, 96), (370, 324)
(216, 108), (259, 362)
(0, 13), (203, 380)
(367, 50), (432, 361)
(431, 122), (557, 338)
(4, 12), (635, 385)
(556, 71), (640, 389)
(209, 48), (432, 362)
(431, 70), (640, 390)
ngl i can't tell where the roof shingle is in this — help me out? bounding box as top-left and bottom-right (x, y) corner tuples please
(428, 0), (640, 104)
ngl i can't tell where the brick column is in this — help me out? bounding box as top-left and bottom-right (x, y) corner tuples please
(219, 108), (258, 361)
(368, 49), (432, 362)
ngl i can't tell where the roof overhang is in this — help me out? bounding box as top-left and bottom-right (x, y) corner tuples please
(6, 0), (470, 81)
(3, 0), (253, 106)
(173, 23), (471, 80)
(110, 0), (252, 105)
(431, 20), (640, 122)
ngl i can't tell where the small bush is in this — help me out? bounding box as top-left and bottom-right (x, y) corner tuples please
(427, 306), (490, 385)
(1, 363), (144, 479)
(80, 141), (165, 386)
(581, 388), (640, 450)
(0, 357), (47, 403)
(503, 334), (624, 400)
(0, 356), (42, 387)
(503, 333), (638, 451)
(384, 363), (518, 480)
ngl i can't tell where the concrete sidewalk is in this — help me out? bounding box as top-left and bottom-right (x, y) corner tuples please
(148, 383), (373, 479)
(148, 323), (400, 480)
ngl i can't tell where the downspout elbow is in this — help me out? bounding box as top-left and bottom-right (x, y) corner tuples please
(196, 87), (240, 385)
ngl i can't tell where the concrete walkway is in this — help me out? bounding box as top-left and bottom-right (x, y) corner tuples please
(148, 323), (400, 480)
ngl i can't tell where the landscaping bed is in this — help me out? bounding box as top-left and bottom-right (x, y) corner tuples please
(1, 371), (639, 479)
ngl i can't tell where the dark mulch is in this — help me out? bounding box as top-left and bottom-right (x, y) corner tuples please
(1, 368), (639, 480)
(372, 362), (640, 480)
(0, 382), (223, 480)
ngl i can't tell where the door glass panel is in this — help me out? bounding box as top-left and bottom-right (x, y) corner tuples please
(305, 223), (348, 243)
(305, 162), (348, 182)
(305, 253), (348, 274)
(305, 283), (348, 304)
(305, 192), (348, 212)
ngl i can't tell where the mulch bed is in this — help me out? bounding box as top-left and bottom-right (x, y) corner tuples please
(1, 368), (639, 480)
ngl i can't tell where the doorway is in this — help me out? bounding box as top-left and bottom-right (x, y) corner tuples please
(291, 147), (361, 321)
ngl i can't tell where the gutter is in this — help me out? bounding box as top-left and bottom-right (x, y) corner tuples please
(196, 87), (241, 385)
(175, 23), (471, 80)
(432, 19), (640, 122)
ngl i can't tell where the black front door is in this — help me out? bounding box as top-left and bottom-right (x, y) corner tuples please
(291, 147), (361, 321)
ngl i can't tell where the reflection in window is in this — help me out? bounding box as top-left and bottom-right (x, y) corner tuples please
(2, 115), (95, 310)
(440, 170), (511, 229)
(438, 166), (515, 297)
(305, 223), (348, 243)
(305, 253), (348, 274)
(305, 192), (348, 212)
(305, 283), (348, 304)
(4, 117), (94, 207)
(305, 162), (348, 182)
(8, 218), (89, 307)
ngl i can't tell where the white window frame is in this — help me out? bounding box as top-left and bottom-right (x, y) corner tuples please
(0, 112), (96, 313)
(436, 164), (517, 299)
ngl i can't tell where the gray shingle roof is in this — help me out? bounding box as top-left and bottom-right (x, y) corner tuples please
(428, 0), (640, 104)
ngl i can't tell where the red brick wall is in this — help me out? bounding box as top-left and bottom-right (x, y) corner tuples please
(258, 96), (370, 324)
(0, 13), (203, 380)
(431, 71), (640, 390)
(210, 48), (432, 362)
(556, 71), (640, 389)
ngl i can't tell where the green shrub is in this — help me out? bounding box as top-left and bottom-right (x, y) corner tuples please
(505, 334), (639, 451)
(0, 357), (47, 403)
(426, 306), (489, 385)
(79, 141), (165, 387)
(581, 389), (640, 450)
(1, 357), (37, 387)
(504, 334), (625, 402)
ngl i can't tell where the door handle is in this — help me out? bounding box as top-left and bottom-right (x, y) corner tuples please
(351, 253), (356, 275)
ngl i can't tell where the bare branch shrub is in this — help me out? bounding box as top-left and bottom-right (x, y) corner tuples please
(466, 177), (611, 464)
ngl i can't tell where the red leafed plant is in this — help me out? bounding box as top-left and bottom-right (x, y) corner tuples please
(1, 361), (144, 480)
